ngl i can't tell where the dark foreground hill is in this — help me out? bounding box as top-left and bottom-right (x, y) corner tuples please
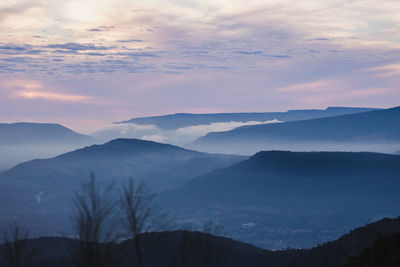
(193, 106), (400, 154)
(1, 217), (399, 267)
(120, 107), (376, 130)
(159, 151), (400, 248)
(0, 138), (244, 235)
(346, 231), (400, 267)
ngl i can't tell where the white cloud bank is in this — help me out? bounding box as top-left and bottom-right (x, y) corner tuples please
(92, 119), (282, 146)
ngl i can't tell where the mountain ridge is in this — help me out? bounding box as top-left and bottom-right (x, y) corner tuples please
(192, 106), (400, 154)
(196, 106), (400, 143)
(0, 122), (93, 145)
(119, 107), (377, 130)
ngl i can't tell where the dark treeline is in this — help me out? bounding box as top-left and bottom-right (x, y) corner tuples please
(1, 174), (400, 267)
(1, 221), (400, 267)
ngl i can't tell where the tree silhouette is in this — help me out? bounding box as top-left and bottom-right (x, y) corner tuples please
(70, 173), (118, 267)
(120, 178), (168, 267)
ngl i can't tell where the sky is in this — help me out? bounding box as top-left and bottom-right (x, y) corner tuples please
(0, 0), (399, 133)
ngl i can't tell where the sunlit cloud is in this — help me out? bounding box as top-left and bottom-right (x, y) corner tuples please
(364, 64), (400, 77)
(11, 90), (90, 102)
(1, 79), (42, 89)
(1, 79), (91, 103)
(277, 81), (329, 92)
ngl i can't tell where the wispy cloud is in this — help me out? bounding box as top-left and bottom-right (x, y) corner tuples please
(1, 79), (42, 89)
(364, 64), (400, 77)
(1, 79), (91, 103)
(277, 81), (329, 92)
(11, 90), (90, 102)
(117, 39), (144, 43)
(46, 43), (113, 51)
(234, 50), (263, 55)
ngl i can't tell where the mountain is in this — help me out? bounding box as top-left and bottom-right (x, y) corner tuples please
(159, 151), (400, 248)
(0, 138), (244, 236)
(1, 217), (400, 267)
(193, 106), (400, 154)
(0, 122), (93, 145)
(0, 122), (96, 170)
(119, 107), (377, 130)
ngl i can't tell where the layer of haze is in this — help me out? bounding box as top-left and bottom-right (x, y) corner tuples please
(1, 0), (400, 132)
(92, 119), (281, 145)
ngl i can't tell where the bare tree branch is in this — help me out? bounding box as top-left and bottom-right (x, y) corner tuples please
(120, 178), (168, 267)
(70, 172), (119, 267)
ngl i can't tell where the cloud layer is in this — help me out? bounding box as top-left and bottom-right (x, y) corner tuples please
(0, 0), (399, 131)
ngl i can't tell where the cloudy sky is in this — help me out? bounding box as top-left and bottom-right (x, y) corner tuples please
(0, 0), (399, 132)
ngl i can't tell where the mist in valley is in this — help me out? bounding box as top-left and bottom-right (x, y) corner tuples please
(0, 143), (97, 170)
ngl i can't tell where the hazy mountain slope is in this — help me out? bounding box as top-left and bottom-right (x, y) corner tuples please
(0, 138), (245, 235)
(120, 107), (377, 130)
(0, 122), (96, 170)
(159, 151), (400, 248)
(165, 151), (400, 208)
(193, 106), (400, 154)
(1, 217), (400, 267)
(0, 122), (93, 145)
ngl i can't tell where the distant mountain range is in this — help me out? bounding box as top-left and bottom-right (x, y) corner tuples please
(1, 217), (399, 267)
(0, 122), (96, 170)
(159, 150), (400, 248)
(193, 106), (400, 154)
(0, 138), (244, 235)
(0, 122), (93, 145)
(119, 107), (377, 130)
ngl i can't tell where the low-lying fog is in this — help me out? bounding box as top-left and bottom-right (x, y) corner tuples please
(0, 143), (95, 170)
(91, 121), (400, 156)
(2, 119), (399, 172)
(188, 141), (400, 156)
(91, 120), (281, 146)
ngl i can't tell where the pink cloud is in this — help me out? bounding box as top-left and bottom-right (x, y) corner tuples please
(364, 64), (400, 77)
(1, 79), (91, 103)
(277, 81), (329, 92)
(11, 90), (90, 102)
(1, 79), (42, 90)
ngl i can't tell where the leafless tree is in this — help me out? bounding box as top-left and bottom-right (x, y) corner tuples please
(70, 173), (118, 267)
(0, 223), (34, 267)
(120, 178), (168, 267)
